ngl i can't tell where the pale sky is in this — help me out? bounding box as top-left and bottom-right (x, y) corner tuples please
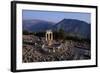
(22, 10), (91, 23)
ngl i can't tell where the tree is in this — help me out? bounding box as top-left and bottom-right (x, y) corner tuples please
(23, 30), (29, 35)
(58, 28), (65, 40)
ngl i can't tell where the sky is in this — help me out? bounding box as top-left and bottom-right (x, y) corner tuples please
(22, 10), (91, 23)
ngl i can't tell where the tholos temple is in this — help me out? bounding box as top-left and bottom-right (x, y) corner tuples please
(46, 30), (53, 46)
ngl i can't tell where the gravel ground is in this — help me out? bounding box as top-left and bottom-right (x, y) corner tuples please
(22, 35), (90, 63)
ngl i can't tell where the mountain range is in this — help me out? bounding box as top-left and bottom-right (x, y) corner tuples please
(23, 19), (54, 32)
(23, 19), (91, 39)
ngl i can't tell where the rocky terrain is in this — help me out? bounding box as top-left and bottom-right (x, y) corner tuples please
(22, 35), (90, 63)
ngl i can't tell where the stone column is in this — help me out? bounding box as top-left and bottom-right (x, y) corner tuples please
(46, 30), (53, 46)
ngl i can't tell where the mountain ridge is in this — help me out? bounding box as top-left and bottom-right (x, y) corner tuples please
(23, 19), (91, 39)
